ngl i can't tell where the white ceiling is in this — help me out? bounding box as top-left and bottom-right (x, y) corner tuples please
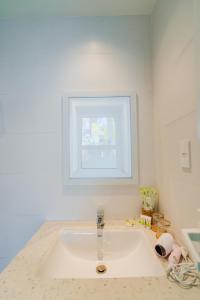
(0, 0), (157, 19)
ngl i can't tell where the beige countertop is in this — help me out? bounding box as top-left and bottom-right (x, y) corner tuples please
(0, 221), (199, 300)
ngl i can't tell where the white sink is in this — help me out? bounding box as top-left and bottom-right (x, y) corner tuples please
(182, 228), (200, 272)
(38, 228), (164, 279)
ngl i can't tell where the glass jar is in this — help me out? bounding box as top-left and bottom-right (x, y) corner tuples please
(151, 212), (164, 232)
(156, 219), (171, 238)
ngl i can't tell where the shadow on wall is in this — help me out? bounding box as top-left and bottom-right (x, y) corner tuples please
(0, 213), (44, 272)
(0, 100), (5, 136)
(152, 0), (180, 53)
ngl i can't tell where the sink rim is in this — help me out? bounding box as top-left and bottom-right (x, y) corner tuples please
(182, 228), (200, 264)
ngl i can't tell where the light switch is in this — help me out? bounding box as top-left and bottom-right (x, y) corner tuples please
(180, 139), (191, 169)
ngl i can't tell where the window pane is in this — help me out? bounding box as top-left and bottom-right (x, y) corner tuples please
(67, 95), (135, 181)
(81, 149), (117, 169)
(82, 117), (116, 146)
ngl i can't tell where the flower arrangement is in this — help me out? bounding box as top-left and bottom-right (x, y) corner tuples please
(139, 186), (158, 212)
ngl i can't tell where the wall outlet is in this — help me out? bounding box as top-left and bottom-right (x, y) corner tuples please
(179, 139), (191, 169)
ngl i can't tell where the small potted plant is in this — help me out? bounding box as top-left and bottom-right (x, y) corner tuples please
(139, 187), (158, 217)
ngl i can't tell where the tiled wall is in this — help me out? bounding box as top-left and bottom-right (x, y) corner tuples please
(0, 16), (154, 270)
(152, 0), (200, 236)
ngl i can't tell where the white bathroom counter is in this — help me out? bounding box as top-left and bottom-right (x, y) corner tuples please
(0, 221), (199, 300)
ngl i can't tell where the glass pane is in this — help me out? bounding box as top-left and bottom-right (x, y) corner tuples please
(82, 117), (116, 146)
(81, 149), (117, 169)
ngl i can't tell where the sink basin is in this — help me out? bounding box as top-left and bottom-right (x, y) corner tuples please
(38, 228), (165, 279)
(182, 228), (200, 272)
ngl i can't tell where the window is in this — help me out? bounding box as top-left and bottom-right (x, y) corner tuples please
(63, 92), (138, 185)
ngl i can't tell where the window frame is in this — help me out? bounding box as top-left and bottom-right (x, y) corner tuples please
(62, 91), (138, 185)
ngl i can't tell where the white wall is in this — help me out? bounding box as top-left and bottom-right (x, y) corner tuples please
(152, 0), (200, 237)
(194, 0), (200, 138)
(0, 16), (154, 270)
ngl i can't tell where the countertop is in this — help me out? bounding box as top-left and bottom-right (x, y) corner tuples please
(0, 221), (199, 300)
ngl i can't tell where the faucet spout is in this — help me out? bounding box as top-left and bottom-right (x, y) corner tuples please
(97, 209), (104, 229)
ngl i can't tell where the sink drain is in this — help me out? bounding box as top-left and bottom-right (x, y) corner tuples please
(96, 264), (107, 274)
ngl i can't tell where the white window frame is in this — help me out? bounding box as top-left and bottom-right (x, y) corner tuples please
(62, 91), (138, 185)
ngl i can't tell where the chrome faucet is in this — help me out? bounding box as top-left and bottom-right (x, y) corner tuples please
(97, 209), (104, 229)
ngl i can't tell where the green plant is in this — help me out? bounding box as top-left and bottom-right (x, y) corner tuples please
(139, 187), (158, 211)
